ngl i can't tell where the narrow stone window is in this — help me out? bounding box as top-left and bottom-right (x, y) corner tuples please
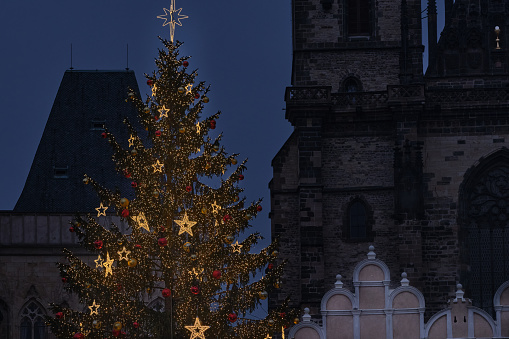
(349, 201), (367, 239)
(347, 0), (371, 37)
(19, 301), (46, 339)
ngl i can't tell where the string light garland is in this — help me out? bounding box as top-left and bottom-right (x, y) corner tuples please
(46, 37), (297, 339)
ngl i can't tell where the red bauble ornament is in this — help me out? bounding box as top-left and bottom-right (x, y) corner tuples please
(268, 263), (274, 270)
(158, 238), (167, 247)
(212, 270), (221, 280)
(257, 205), (262, 212)
(191, 286), (200, 295)
(101, 132), (107, 139)
(185, 185), (192, 192)
(223, 215), (232, 222)
(162, 288), (171, 298)
(133, 322), (140, 329)
(155, 130), (161, 137)
(123, 171), (131, 178)
(116, 283), (122, 291)
(121, 209), (129, 218)
(238, 174), (244, 181)
(131, 181), (138, 188)
(228, 313), (237, 323)
(94, 240), (103, 249)
(112, 330), (120, 337)
(280, 312), (286, 318)
(135, 244), (142, 249)
(194, 93), (200, 99)
(147, 79), (154, 86)
(209, 120), (216, 129)
(73, 333), (84, 339)
(69, 226), (75, 232)
(55, 312), (63, 319)
(61, 277), (67, 283)
(183, 61), (189, 67)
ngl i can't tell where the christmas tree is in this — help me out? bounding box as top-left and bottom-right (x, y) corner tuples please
(46, 38), (297, 339)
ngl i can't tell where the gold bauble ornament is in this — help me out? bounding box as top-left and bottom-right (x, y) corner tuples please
(83, 177), (90, 184)
(202, 96), (209, 103)
(179, 127), (185, 134)
(120, 198), (129, 208)
(190, 254), (198, 261)
(201, 208), (207, 215)
(231, 158), (238, 165)
(205, 162), (211, 170)
(183, 242), (192, 252)
(128, 258), (138, 267)
(92, 320), (101, 329)
(274, 280), (281, 289)
(244, 214), (252, 221)
(234, 196), (239, 202)
(117, 239), (123, 245)
(259, 291), (268, 300)
(268, 319), (275, 326)
(225, 235), (234, 244)
(144, 107), (150, 113)
(152, 190), (159, 198)
(272, 250), (279, 256)
(178, 87), (185, 93)
(131, 149), (138, 156)
(85, 282), (91, 289)
(294, 318), (300, 325)
(113, 322), (122, 331)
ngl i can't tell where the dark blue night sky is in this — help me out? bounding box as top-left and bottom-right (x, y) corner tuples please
(0, 1), (444, 243)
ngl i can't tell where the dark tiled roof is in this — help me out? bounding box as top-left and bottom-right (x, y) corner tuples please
(14, 70), (141, 213)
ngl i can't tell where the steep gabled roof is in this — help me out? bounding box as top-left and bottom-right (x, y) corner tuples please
(14, 70), (141, 213)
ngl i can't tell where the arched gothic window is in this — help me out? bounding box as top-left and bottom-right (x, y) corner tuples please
(460, 153), (509, 316)
(347, 0), (371, 37)
(19, 301), (46, 339)
(343, 198), (373, 241)
(343, 77), (362, 93)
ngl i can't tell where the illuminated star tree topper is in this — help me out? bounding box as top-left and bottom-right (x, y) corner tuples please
(157, 0), (188, 43)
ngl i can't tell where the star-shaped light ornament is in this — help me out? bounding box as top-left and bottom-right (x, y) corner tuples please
(94, 255), (104, 269)
(158, 105), (170, 119)
(88, 300), (100, 316)
(185, 317), (210, 339)
(128, 135), (136, 147)
(153, 159), (164, 173)
(264, 335), (273, 339)
(175, 212), (197, 236)
(185, 83), (193, 94)
(152, 83), (158, 97)
(95, 202), (108, 217)
(211, 201), (221, 215)
(103, 252), (114, 277)
(118, 247), (131, 261)
(231, 240), (243, 254)
(133, 213), (151, 232)
(190, 267), (204, 281)
(196, 122), (201, 134)
(157, 0), (188, 43)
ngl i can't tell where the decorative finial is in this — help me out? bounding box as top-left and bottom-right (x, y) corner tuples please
(303, 308), (311, 322)
(157, 0), (188, 43)
(495, 26), (501, 50)
(400, 272), (409, 286)
(335, 274), (343, 289)
(453, 283), (466, 303)
(367, 245), (376, 259)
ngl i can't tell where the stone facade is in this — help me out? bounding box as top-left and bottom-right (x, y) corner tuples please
(271, 0), (509, 320)
(289, 247), (509, 339)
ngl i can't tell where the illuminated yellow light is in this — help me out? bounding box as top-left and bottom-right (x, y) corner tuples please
(211, 201), (221, 215)
(94, 255), (104, 269)
(184, 317), (210, 339)
(95, 202), (108, 217)
(231, 240), (243, 254)
(158, 105), (170, 119)
(174, 212), (197, 236)
(88, 300), (100, 316)
(128, 135), (135, 147)
(185, 83), (193, 94)
(133, 213), (151, 232)
(117, 247), (131, 261)
(157, 0), (188, 43)
(103, 252), (114, 277)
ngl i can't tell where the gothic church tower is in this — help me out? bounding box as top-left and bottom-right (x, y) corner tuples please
(272, 0), (509, 318)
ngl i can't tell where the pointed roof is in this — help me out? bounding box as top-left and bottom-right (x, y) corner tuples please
(14, 70), (141, 213)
